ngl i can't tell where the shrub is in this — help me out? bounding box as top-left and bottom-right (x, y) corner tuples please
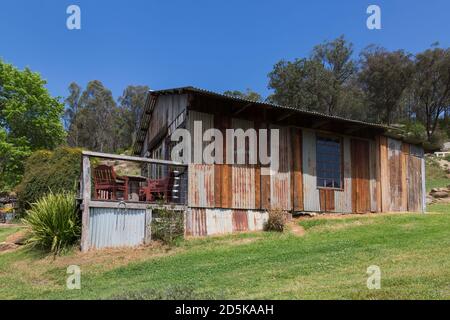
(16, 147), (82, 213)
(22, 191), (81, 255)
(151, 208), (184, 245)
(264, 209), (288, 232)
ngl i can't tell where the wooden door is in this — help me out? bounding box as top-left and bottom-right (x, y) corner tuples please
(351, 139), (371, 213)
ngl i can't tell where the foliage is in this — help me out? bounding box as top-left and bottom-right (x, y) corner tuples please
(268, 36), (361, 117)
(358, 47), (414, 124)
(264, 209), (287, 232)
(425, 155), (449, 192)
(268, 58), (331, 112)
(311, 35), (357, 115)
(65, 82), (148, 153)
(0, 60), (66, 191)
(3, 211), (450, 299)
(22, 191), (80, 255)
(267, 38), (450, 147)
(15, 147), (82, 212)
(411, 47), (450, 142)
(223, 89), (262, 102)
(151, 208), (184, 245)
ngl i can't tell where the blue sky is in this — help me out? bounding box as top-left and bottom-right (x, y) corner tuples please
(1, 0), (449, 101)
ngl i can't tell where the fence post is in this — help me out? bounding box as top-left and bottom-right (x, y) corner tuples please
(144, 208), (152, 244)
(81, 155), (91, 252)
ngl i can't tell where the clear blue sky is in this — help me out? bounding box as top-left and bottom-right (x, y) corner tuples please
(1, 0), (449, 101)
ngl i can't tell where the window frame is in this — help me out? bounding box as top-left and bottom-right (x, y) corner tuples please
(315, 134), (344, 190)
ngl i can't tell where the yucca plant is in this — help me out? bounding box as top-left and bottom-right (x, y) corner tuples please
(22, 191), (81, 255)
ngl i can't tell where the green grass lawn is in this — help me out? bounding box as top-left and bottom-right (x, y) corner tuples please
(0, 226), (22, 243)
(0, 204), (449, 300)
(0, 158), (447, 300)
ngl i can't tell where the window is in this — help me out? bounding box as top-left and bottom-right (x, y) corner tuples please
(316, 136), (342, 189)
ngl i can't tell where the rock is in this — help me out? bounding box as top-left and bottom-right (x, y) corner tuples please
(432, 191), (449, 199)
(431, 188), (439, 193)
(426, 196), (435, 205)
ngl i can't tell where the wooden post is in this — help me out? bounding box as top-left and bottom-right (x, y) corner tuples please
(144, 208), (152, 244)
(81, 155), (91, 252)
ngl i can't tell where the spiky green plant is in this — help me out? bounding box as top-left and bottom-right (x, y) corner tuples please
(22, 191), (80, 255)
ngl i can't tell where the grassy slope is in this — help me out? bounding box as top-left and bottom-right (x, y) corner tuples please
(0, 226), (21, 243)
(0, 156), (448, 300)
(1, 206), (450, 300)
(426, 157), (449, 192)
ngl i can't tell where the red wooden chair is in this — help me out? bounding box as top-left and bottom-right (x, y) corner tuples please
(93, 165), (128, 200)
(140, 177), (172, 202)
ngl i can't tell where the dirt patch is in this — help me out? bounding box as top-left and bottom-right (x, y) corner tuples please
(40, 242), (178, 271)
(5, 230), (27, 245)
(287, 221), (305, 236)
(0, 242), (19, 253)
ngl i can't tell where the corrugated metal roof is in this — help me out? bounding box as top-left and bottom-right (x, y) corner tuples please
(133, 86), (399, 155)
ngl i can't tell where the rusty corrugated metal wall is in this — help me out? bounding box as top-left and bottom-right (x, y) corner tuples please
(302, 129), (320, 211)
(184, 109), (425, 218)
(231, 118), (256, 209)
(334, 137), (352, 213)
(379, 137), (425, 213)
(184, 208), (268, 236)
(188, 111), (215, 208)
(270, 125), (291, 210)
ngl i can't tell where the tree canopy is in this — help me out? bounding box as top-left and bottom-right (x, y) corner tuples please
(267, 36), (450, 148)
(65, 81), (148, 153)
(0, 60), (65, 191)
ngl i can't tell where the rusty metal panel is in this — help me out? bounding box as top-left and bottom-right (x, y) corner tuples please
(334, 137), (352, 213)
(421, 157), (426, 213)
(408, 155), (422, 212)
(232, 210), (249, 231)
(188, 164), (215, 208)
(185, 208), (207, 236)
(379, 136), (390, 212)
(270, 125), (291, 210)
(401, 143), (409, 211)
(186, 208), (268, 236)
(230, 118), (256, 209)
(291, 128), (303, 211)
(232, 165), (256, 209)
(387, 138), (403, 211)
(247, 210), (269, 231)
(369, 140), (377, 212)
(351, 139), (371, 213)
(205, 209), (233, 235)
(302, 130), (320, 211)
(89, 207), (146, 249)
(319, 189), (335, 212)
